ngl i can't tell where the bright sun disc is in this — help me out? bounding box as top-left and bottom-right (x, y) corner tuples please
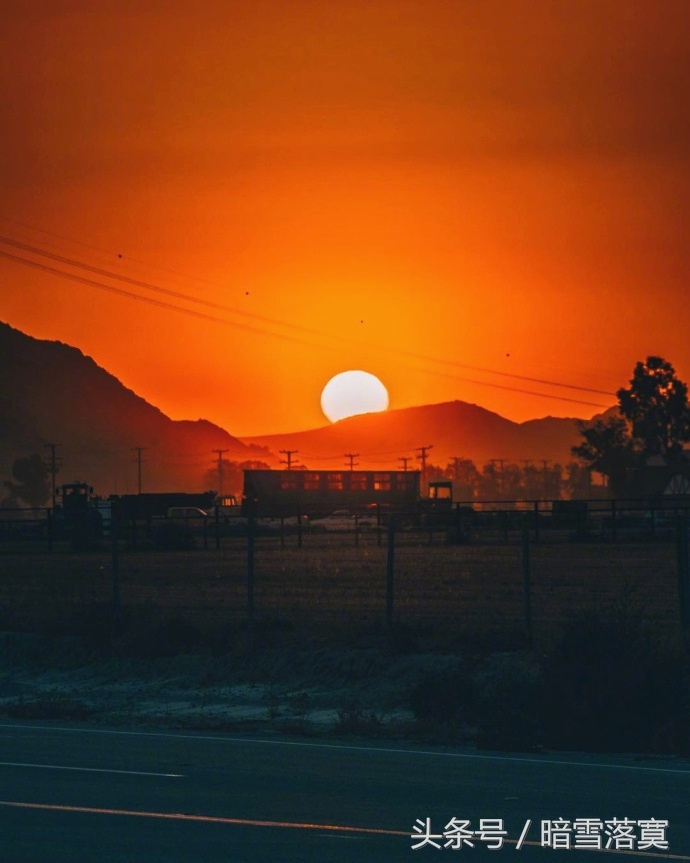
(320, 370), (389, 423)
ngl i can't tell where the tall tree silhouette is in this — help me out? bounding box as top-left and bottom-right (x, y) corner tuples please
(571, 416), (638, 495)
(572, 356), (690, 494)
(617, 356), (690, 458)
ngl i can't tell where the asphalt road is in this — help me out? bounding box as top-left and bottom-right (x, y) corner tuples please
(0, 722), (688, 861)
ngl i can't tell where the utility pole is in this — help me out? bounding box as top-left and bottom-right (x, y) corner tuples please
(213, 449), (229, 496)
(398, 456), (412, 472)
(344, 453), (359, 470)
(279, 449), (298, 470)
(542, 459), (550, 498)
(132, 447), (146, 494)
(488, 458), (505, 497)
(522, 459), (534, 498)
(416, 445), (433, 491)
(44, 442), (61, 508)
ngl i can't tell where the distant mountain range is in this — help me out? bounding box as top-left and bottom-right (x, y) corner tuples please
(0, 321), (611, 496)
(242, 400), (604, 472)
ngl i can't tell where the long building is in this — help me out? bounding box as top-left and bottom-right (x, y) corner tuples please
(242, 469), (421, 516)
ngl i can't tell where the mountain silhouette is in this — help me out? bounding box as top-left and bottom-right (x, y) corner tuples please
(1, 321), (611, 497)
(242, 400), (607, 471)
(0, 322), (270, 495)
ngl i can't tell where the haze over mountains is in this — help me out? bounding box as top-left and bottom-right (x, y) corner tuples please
(1, 322), (608, 496)
(242, 401), (597, 472)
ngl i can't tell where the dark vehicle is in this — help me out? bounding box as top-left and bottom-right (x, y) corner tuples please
(55, 482), (103, 549)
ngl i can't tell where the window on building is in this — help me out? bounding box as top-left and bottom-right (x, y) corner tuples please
(349, 472), (368, 490)
(373, 472), (391, 491)
(303, 472), (321, 490)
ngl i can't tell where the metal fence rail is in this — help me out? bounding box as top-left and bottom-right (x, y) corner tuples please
(0, 515), (687, 652)
(1, 498), (689, 553)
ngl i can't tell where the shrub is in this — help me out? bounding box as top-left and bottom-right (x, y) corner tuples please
(472, 652), (544, 751)
(127, 615), (203, 659)
(409, 663), (474, 724)
(542, 611), (688, 753)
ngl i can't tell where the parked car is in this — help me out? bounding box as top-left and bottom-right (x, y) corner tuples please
(309, 510), (373, 532)
(256, 515), (308, 532)
(166, 506), (209, 521)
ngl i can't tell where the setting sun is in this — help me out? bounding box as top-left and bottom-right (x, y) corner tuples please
(320, 370), (390, 423)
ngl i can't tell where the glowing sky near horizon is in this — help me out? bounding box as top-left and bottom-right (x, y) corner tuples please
(1, 0), (688, 436)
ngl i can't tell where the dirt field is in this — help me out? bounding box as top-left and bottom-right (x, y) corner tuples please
(0, 535), (682, 649)
(0, 535), (685, 744)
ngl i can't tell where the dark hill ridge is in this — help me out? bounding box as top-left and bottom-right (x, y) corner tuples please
(0, 321), (611, 496)
(242, 399), (603, 470)
(0, 322), (269, 494)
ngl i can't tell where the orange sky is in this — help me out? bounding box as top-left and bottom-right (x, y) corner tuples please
(1, 0), (689, 437)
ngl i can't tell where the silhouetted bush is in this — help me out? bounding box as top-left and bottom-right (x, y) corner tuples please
(472, 652), (544, 751)
(409, 662), (474, 724)
(127, 615), (203, 659)
(385, 621), (421, 655)
(542, 611), (689, 753)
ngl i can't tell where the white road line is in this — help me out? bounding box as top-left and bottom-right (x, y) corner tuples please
(0, 722), (689, 776)
(0, 760), (183, 778)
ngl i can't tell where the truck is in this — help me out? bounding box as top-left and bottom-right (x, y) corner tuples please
(54, 482), (104, 549)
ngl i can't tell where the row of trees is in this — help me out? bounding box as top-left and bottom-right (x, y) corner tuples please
(425, 459), (592, 502)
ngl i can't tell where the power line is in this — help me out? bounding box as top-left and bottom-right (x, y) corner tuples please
(0, 232), (614, 409)
(0, 213), (225, 288)
(0, 249), (313, 348)
(0, 232), (613, 400)
(0, 215), (624, 392)
(0, 233), (326, 340)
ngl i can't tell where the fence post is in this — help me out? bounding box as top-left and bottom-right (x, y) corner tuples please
(533, 500), (540, 543)
(111, 515), (121, 627)
(297, 509), (303, 549)
(247, 516), (255, 622)
(46, 507), (53, 553)
(386, 522), (395, 626)
(214, 505), (220, 550)
(676, 515), (690, 651)
(521, 525), (533, 648)
(611, 499), (617, 542)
